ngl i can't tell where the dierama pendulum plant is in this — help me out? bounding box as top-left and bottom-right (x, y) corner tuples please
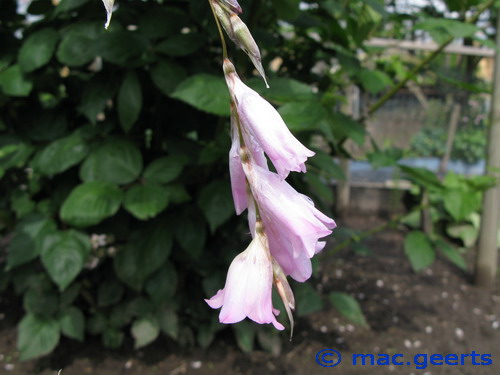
(101, 0), (336, 337)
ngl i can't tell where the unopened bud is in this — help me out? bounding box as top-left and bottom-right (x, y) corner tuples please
(212, 1), (237, 43)
(219, 0), (243, 14)
(102, 0), (115, 29)
(230, 15), (268, 87)
(273, 259), (295, 339)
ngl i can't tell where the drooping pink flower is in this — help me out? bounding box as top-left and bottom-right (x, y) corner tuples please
(224, 60), (315, 179)
(244, 163), (336, 281)
(205, 228), (284, 330)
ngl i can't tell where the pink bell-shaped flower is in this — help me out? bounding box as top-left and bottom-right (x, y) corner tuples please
(205, 225), (284, 330)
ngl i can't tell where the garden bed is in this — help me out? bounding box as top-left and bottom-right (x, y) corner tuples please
(0, 215), (498, 375)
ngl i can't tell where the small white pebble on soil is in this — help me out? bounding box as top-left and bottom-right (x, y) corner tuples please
(404, 339), (412, 349)
(338, 325), (346, 333)
(492, 321), (499, 330)
(335, 270), (343, 278)
(441, 291), (448, 299)
(0, 354), (3, 361)
(460, 284), (467, 292)
(423, 372), (432, 375)
(452, 302), (459, 310)
(413, 340), (422, 348)
(425, 326), (433, 334)
(383, 299), (390, 305)
(376, 279), (384, 288)
(335, 337), (344, 344)
(473, 308), (481, 315)
(455, 328), (464, 340)
(492, 295), (500, 303)
(346, 324), (355, 332)
(190, 361), (202, 369)
(4, 364), (14, 371)
(388, 364), (396, 371)
(424, 269), (433, 276)
(393, 316), (399, 324)
(124, 360), (133, 369)
(393, 284), (400, 291)
(357, 293), (365, 299)
(320, 325), (328, 333)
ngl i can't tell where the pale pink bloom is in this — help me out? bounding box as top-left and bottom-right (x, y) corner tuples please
(224, 62), (315, 179)
(205, 230), (284, 330)
(228, 107), (268, 215)
(245, 163), (336, 281)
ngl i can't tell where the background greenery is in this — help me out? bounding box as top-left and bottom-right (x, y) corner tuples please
(0, 0), (496, 360)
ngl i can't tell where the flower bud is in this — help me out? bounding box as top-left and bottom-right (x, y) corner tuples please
(102, 0), (115, 29)
(211, 1), (237, 44)
(230, 15), (268, 87)
(219, 0), (243, 14)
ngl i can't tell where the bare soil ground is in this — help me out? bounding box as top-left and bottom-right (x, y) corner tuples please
(0, 215), (499, 375)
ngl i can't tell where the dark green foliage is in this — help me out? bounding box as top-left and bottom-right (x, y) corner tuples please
(0, 0), (425, 359)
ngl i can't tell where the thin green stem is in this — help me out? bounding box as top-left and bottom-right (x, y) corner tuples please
(208, 0), (228, 60)
(367, 0), (495, 117)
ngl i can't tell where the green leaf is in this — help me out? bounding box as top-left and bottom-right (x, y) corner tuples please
(329, 292), (368, 327)
(114, 219), (173, 290)
(123, 183), (169, 220)
(443, 189), (481, 222)
(175, 208), (206, 257)
(328, 112), (366, 145)
(102, 328), (124, 349)
(294, 282), (324, 316)
(145, 262), (177, 303)
(157, 308), (178, 340)
(31, 132), (89, 176)
(40, 230), (91, 291)
(309, 150), (346, 180)
(98, 279), (124, 307)
(197, 180), (234, 233)
(131, 317), (160, 349)
(17, 314), (60, 361)
(55, 0), (90, 14)
(138, 7), (189, 39)
(78, 77), (117, 123)
(60, 181), (123, 227)
(435, 239), (467, 270)
(446, 223), (478, 248)
(150, 60), (187, 96)
(356, 69), (393, 94)
(80, 138), (143, 184)
(233, 321), (255, 353)
(7, 214), (57, 270)
(23, 289), (58, 317)
(156, 33), (205, 56)
(87, 313), (107, 335)
(118, 71), (142, 133)
(404, 231), (435, 272)
(95, 32), (149, 66)
(56, 33), (95, 67)
(248, 77), (315, 103)
(400, 166), (444, 192)
(59, 306), (85, 341)
(305, 173), (333, 204)
(0, 65), (33, 97)
(18, 28), (58, 72)
(171, 74), (230, 116)
(278, 101), (327, 132)
(143, 155), (187, 185)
